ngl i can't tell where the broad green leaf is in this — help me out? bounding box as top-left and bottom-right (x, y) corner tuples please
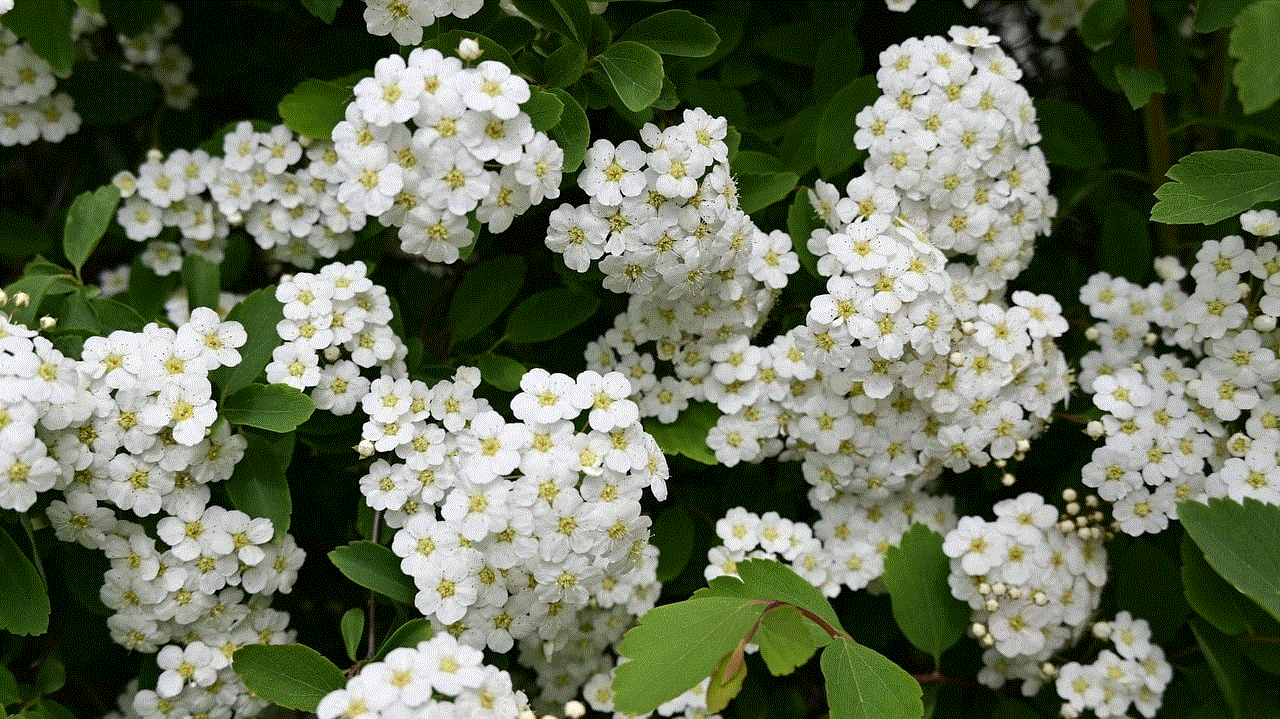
(1182, 534), (1251, 636)
(1229, 0), (1280, 114)
(643, 401), (719, 465)
(0, 665), (18, 702)
(1098, 201), (1151, 284)
(448, 255), (526, 345)
(548, 88), (589, 172)
(373, 618), (434, 660)
(1179, 498), (1280, 623)
(221, 384), (316, 433)
(620, 9), (720, 57)
(1195, 0), (1255, 32)
(35, 659), (64, 695)
(340, 608), (364, 662)
(210, 288), (286, 398)
(90, 297), (148, 333)
(3, 264), (78, 328)
(821, 636), (923, 719)
(706, 648), (748, 713)
(1079, 0), (1126, 49)
(61, 61), (160, 125)
(223, 431), (292, 539)
(1033, 98), (1106, 169)
(697, 559), (844, 635)
(1189, 617), (1245, 719)
(815, 77), (878, 178)
(510, 0), (591, 43)
(813, 29), (861, 101)
(731, 151), (783, 175)
(56, 288), (101, 335)
(652, 504), (695, 583)
(613, 595), (768, 714)
(329, 541), (417, 605)
(278, 79), (350, 141)
(232, 644), (346, 712)
(100, 0), (164, 35)
(39, 699), (75, 719)
(524, 89), (564, 132)
(1151, 149), (1280, 224)
(181, 255), (220, 312)
(1112, 536), (1188, 642)
(756, 607), (822, 676)
(881, 525), (968, 661)
(476, 353), (525, 392)
(787, 191), (821, 279)
(63, 185), (121, 275)
(737, 172), (798, 214)
(545, 39), (587, 88)
(3, 0), (74, 75)
(300, 0), (342, 22)
(596, 41), (664, 113)
(121, 255), (181, 321)
(1115, 65), (1166, 109)
(504, 287), (600, 343)
(0, 525), (50, 636)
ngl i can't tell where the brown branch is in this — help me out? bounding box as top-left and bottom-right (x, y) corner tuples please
(1126, 0), (1179, 257)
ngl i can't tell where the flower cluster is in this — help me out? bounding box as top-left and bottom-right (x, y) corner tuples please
(267, 261), (406, 413)
(1078, 219), (1280, 533)
(356, 365), (665, 659)
(1054, 612), (1172, 719)
(583, 668), (715, 719)
(360, 0), (484, 45)
(0, 307), (303, 719)
(943, 492), (1107, 695)
(113, 123), (356, 273)
(0, 23), (80, 145)
(109, 3), (198, 110)
(317, 633), (530, 719)
(334, 46), (563, 263)
(884, 0), (1096, 43)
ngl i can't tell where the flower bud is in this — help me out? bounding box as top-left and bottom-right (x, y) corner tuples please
(458, 37), (483, 61)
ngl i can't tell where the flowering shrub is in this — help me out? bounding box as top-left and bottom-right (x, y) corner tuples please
(3, 2), (1280, 719)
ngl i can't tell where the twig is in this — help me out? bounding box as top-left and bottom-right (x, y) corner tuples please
(1126, 0), (1179, 258)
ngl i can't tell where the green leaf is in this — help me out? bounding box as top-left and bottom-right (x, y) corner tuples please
(181, 254), (220, 312)
(1183, 534), (1251, 636)
(544, 39), (588, 88)
(548, 88), (589, 172)
(329, 541), (417, 605)
(121, 256), (180, 321)
(813, 29), (862, 101)
(73, 0), (100, 11)
(756, 607), (822, 676)
(706, 648), (748, 713)
(0, 525), (50, 636)
(1190, 616), (1245, 719)
(620, 9), (720, 57)
(643, 401), (720, 465)
(221, 384), (316, 433)
(1098, 201), (1151, 284)
(99, 0), (164, 35)
(698, 559), (843, 635)
(340, 608), (364, 662)
(210, 288), (286, 398)
(3, 0), (75, 75)
(613, 595), (768, 714)
(57, 288), (102, 335)
(1179, 498), (1280, 624)
(653, 504), (695, 583)
(732, 151), (783, 175)
(737, 172), (798, 214)
(90, 297), (148, 333)
(421, 31), (515, 67)
(1151, 149), (1280, 224)
(524, 89), (564, 132)
(510, 0), (591, 43)
(223, 431), (292, 539)
(1033, 98), (1106, 169)
(39, 699), (75, 719)
(63, 185), (121, 275)
(373, 618), (434, 660)
(755, 21), (816, 67)
(476, 352), (525, 392)
(596, 41), (665, 113)
(2, 270), (78, 329)
(504, 287), (600, 343)
(815, 77), (878, 178)
(1115, 65), (1167, 109)
(232, 644), (346, 712)
(278, 79), (350, 141)
(449, 255), (526, 345)
(35, 659), (64, 695)
(1079, 0), (1126, 49)
(787, 191), (821, 278)
(61, 60), (161, 125)
(300, 0), (342, 22)
(1195, 0), (1255, 32)
(0, 665), (18, 703)
(881, 525), (968, 661)
(1229, 0), (1280, 114)
(1112, 536), (1187, 642)
(821, 636), (923, 719)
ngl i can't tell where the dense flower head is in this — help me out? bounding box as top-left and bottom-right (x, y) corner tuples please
(1054, 612), (1172, 719)
(360, 0), (485, 45)
(0, 22), (80, 145)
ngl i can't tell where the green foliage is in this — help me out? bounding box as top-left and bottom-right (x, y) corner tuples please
(1034, 98), (1107, 169)
(652, 503), (695, 583)
(99, 0), (163, 35)
(642, 401), (720, 465)
(372, 618), (434, 660)
(340, 608), (364, 661)
(62, 185), (121, 276)
(756, 607), (823, 676)
(1195, 0), (1255, 32)
(221, 383), (317, 433)
(223, 431), (293, 539)
(510, 0), (591, 44)
(300, 0), (343, 23)
(181, 254), (220, 311)
(1151, 149), (1280, 224)
(619, 9), (720, 57)
(1179, 498), (1280, 624)
(547, 88), (589, 172)
(821, 636), (923, 719)
(210, 289), (286, 398)
(815, 77), (877, 178)
(1182, 534), (1254, 636)
(1190, 616), (1245, 719)
(0, 525), (49, 636)
(737, 171), (798, 214)
(278, 79), (350, 141)
(1115, 65), (1166, 109)
(61, 61), (160, 125)
(448, 255), (526, 346)
(595, 41), (665, 113)
(881, 525), (968, 661)
(504, 286), (600, 343)
(476, 352), (525, 391)
(231, 644), (346, 712)
(523, 89), (564, 132)
(329, 540), (418, 605)
(1228, 0), (1280, 114)
(3, 0), (75, 75)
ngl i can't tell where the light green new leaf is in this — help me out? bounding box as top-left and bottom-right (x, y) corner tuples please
(1033, 98), (1106, 169)
(821, 636), (923, 719)
(278, 79), (350, 141)
(737, 172), (798, 214)
(596, 41), (665, 113)
(221, 384), (316, 433)
(706, 648), (748, 713)
(504, 287), (600, 343)
(232, 644), (346, 712)
(329, 541), (417, 605)
(448, 255), (526, 345)
(1114, 65), (1166, 109)
(523, 89), (564, 132)
(1229, 0), (1280, 114)
(0, 525), (50, 636)
(300, 0), (342, 23)
(210, 288), (286, 398)
(181, 254), (220, 311)
(373, 618), (434, 661)
(1179, 498), (1280, 624)
(1151, 149), (1280, 225)
(881, 525), (968, 661)
(756, 607), (822, 676)
(3, 0), (75, 75)
(548, 88), (589, 172)
(620, 9), (720, 57)
(815, 77), (878, 178)
(477, 352), (525, 392)
(63, 185), (121, 274)
(613, 596), (768, 714)
(223, 431), (292, 539)
(340, 608), (364, 661)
